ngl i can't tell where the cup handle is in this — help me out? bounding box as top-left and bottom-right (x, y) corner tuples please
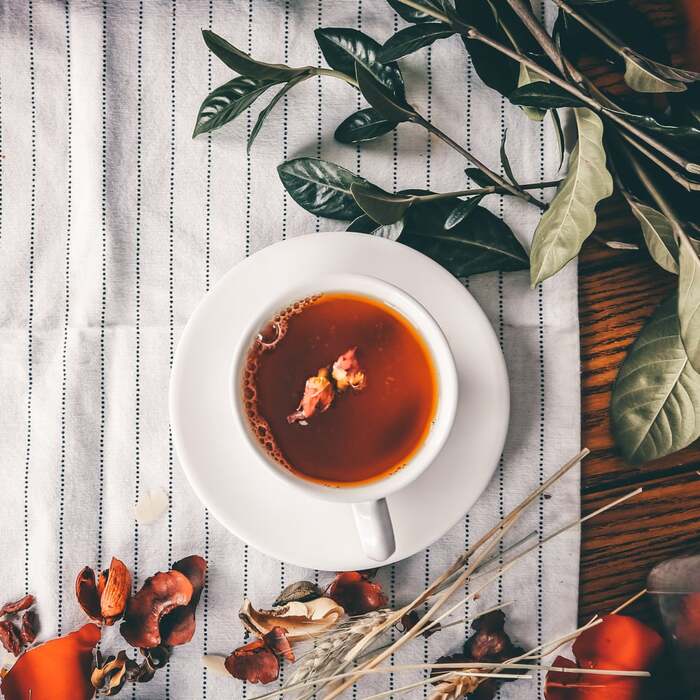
(352, 499), (396, 562)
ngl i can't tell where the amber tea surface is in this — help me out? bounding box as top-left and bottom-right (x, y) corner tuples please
(242, 292), (438, 487)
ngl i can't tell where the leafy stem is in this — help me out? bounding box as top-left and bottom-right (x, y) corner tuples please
(395, 0), (450, 24)
(418, 180), (561, 201)
(412, 114), (547, 210)
(313, 67), (359, 88)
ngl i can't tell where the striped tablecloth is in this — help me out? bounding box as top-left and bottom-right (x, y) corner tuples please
(0, 1), (580, 697)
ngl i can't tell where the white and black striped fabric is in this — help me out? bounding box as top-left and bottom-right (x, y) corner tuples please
(0, 2), (580, 698)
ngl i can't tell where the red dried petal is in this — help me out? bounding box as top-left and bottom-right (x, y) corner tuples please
(572, 615), (663, 672)
(225, 638), (280, 684)
(0, 595), (35, 618)
(19, 610), (37, 646)
(160, 555), (208, 647)
(0, 621), (21, 656)
(264, 626), (295, 662)
(327, 571), (387, 615)
(75, 566), (101, 622)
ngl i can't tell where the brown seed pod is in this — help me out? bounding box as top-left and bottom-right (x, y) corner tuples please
(76, 567), (102, 622)
(120, 571), (193, 648)
(99, 558), (131, 625)
(159, 555), (207, 647)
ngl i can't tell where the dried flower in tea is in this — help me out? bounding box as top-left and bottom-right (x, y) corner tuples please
(287, 367), (335, 424)
(332, 346), (367, 392)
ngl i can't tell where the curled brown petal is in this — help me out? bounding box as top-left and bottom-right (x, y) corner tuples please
(0, 621), (22, 657)
(263, 627), (294, 662)
(76, 567), (101, 622)
(120, 571), (193, 648)
(0, 595), (35, 618)
(160, 555), (207, 647)
(18, 610), (37, 646)
(327, 571), (387, 615)
(91, 650), (129, 696)
(224, 639), (279, 684)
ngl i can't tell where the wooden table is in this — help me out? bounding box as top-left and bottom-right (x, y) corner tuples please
(578, 195), (700, 627)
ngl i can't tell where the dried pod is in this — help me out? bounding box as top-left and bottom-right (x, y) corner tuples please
(160, 555), (207, 646)
(273, 580), (322, 607)
(18, 610), (37, 646)
(99, 558), (131, 625)
(76, 567), (102, 621)
(140, 644), (171, 670)
(224, 638), (279, 684)
(239, 597), (344, 642)
(0, 621), (21, 657)
(326, 571), (387, 615)
(120, 570), (193, 648)
(124, 657), (156, 684)
(263, 627), (294, 662)
(0, 595), (35, 618)
(91, 650), (129, 696)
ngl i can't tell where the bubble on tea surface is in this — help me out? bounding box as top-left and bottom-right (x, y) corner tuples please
(242, 294), (321, 473)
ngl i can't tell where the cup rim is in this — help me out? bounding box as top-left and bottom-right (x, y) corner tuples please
(229, 272), (458, 504)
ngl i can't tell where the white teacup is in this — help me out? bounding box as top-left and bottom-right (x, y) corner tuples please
(230, 273), (458, 562)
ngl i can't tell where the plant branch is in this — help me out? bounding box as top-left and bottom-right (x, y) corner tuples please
(419, 180), (562, 202)
(396, 0), (450, 23)
(313, 67), (359, 88)
(413, 114), (547, 209)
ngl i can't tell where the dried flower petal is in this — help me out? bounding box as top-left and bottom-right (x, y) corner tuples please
(327, 571), (387, 615)
(0, 596), (35, 618)
(141, 644), (171, 671)
(100, 557), (131, 625)
(134, 487), (169, 525)
(160, 555), (207, 646)
(91, 650), (130, 696)
(120, 570), (193, 648)
(1, 623), (101, 700)
(225, 638), (279, 684)
(263, 627), (294, 662)
(287, 368), (334, 424)
(18, 610), (37, 646)
(239, 597), (343, 642)
(76, 566), (102, 622)
(0, 622), (21, 657)
(273, 580), (322, 607)
(332, 347), (367, 391)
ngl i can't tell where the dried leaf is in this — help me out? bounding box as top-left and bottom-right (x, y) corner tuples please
(273, 580), (323, 607)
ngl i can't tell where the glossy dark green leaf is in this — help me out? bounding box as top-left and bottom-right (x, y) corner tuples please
(350, 183), (415, 224)
(611, 295), (700, 464)
(465, 168), (498, 188)
(385, 0), (441, 23)
(508, 82), (585, 109)
(202, 30), (304, 81)
(355, 62), (417, 123)
(193, 76), (278, 137)
(277, 158), (366, 220)
(379, 23), (454, 62)
(499, 130), (518, 187)
(399, 200), (529, 277)
(549, 108), (565, 172)
(444, 195), (484, 229)
(314, 28), (405, 98)
(346, 214), (379, 233)
(334, 108), (397, 144)
(604, 109), (700, 151)
(247, 75), (308, 152)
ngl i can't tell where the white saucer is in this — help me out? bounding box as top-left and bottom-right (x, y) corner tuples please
(170, 232), (509, 571)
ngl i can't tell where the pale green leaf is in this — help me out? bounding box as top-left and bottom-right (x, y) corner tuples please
(625, 196), (678, 274)
(530, 108), (613, 286)
(612, 295), (700, 464)
(517, 63), (547, 121)
(679, 234), (700, 372)
(622, 49), (698, 94)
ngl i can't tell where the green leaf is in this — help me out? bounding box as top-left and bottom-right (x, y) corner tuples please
(399, 200), (529, 276)
(624, 196), (678, 274)
(193, 76), (278, 137)
(508, 82), (586, 110)
(444, 195), (484, 229)
(385, 0), (441, 23)
(347, 215), (404, 240)
(517, 63), (547, 121)
(202, 30), (304, 81)
(622, 50), (700, 94)
(379, 23), (454, 62)
(314, 28), (405, 98)
(530, 108), (613, 286)
(549, 108), (565, 172)
(499, 130), (519, 186)
(611, 295), (700, 464)
(679, 234), (700, 372)
(355, 62), (417, 123)
(465, 168), (497, 187)
(247, 75), (308, 152)
(350, 183), (415, 225)
(277, 158), (366, 220)
(335, 108), (397, 144)
(604, 109), (700, 151)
